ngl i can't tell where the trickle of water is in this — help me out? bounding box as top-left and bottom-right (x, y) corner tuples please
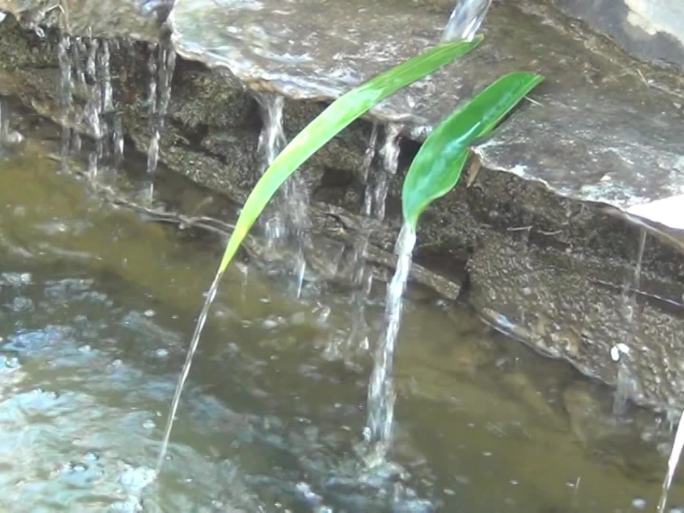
(157, 268), (223, 470)
(146, 40), (177, 177)
(56, 31), (118, 176)
(369, 123), (402, 221)
(255, 92), (289, 246)
(0, 99), (9, 143)
(613, 229), (647, 414)
(443, 0), (493, 42)
(657, 410), (684, 513)
(256, 92), (287, 174)
(255, 91), (310, 296)
(338, 123), (380, 357)
(57, 35), (74, 166)
(364, 223), (416, 462)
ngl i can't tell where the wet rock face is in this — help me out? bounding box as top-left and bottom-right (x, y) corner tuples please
(550, 0), (684, 71)
(468, 233), (684, 412)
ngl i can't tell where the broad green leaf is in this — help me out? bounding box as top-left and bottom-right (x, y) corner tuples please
(217, 37), (482, 275)
(402, 71), (544, 229)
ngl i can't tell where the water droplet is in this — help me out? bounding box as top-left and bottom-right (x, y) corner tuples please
(154, 348), (169, 358)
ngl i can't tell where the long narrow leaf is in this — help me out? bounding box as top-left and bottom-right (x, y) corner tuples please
(402, 71), (543, 229)
(217, 38), (482, 275)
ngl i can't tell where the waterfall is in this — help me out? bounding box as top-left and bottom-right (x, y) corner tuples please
(255, 91), (310, 297)
(146, 40), (177, 180)
(345, 124), (401, 357)
(56, 33), (118, 176)
(340, 123), (380, 357)
(443, 0), (493, 42)
(612, 229), (647, 415)
(364, 223), (416, 462)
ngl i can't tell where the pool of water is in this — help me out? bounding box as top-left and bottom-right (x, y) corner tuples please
(0, 99), (682, 512)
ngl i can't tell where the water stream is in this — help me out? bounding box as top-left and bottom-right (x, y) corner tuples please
(613, 229), (648, 415)
(331, 123), (400, 361)
(365, 223), (416, 461)
(255, 91), (309, 297)
(56, 33), (119, 177)
(443, 0), (493, 42)
(338, 122), (380, 358)
(146, 40), (176, 179)
(360, 0), (496, 464)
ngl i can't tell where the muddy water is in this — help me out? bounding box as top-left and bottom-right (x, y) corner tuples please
(0, 106), (682, 512)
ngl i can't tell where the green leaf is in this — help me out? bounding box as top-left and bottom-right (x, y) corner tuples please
(216, 37), (482, 275)
(402, 71), (544, 230)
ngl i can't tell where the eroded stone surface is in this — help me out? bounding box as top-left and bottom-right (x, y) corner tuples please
(468, 233), (684, 412)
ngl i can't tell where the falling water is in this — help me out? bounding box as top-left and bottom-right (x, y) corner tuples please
(146, 40), (176, 179)
(613, 229), (647, 415)
(255, 91), (310, 296)
(442, 0), (493, 42)
(57, 35), (74, 166)
(56, 32), (118, 176)
(0, 99), (8, 143)
(256, 92), (288, 242)
(339, 123), (380, 357)
(369, 124), (402, 221)
(157, 268), (224, 470)
(657, 410), (684, 513)
(256, 92), (287, 174)
(364, 223), (416, 462)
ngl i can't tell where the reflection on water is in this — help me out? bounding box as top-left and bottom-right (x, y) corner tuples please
(0, 102), (682, 512)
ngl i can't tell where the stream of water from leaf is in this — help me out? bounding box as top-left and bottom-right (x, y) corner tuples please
(363, 0), (495, 462)
(443, 0), (493, 42)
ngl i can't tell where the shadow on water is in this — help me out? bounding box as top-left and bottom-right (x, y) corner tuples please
(0, 100), (682, 511)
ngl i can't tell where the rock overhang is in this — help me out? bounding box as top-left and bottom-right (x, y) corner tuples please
(1, 0), (683, 239)
(167, 0), (684, 237)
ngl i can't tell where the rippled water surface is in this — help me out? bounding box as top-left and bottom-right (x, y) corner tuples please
(0, 102), (682, 512)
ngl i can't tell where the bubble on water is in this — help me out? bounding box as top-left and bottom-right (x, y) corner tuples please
(8, 297), (34, 313)
(632, 497), (647, 509)
(296, 481), (323, 506)
(119, 465), (156, 495)
(0, 355), (20, 372)
(109, 496), (143, 513)
(142, 419), (156, 430)
(79, 344), (92, 353)
(154, 348), (169, 358)
(144, 310), (156, 318)
(262, 318), (279, 329)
